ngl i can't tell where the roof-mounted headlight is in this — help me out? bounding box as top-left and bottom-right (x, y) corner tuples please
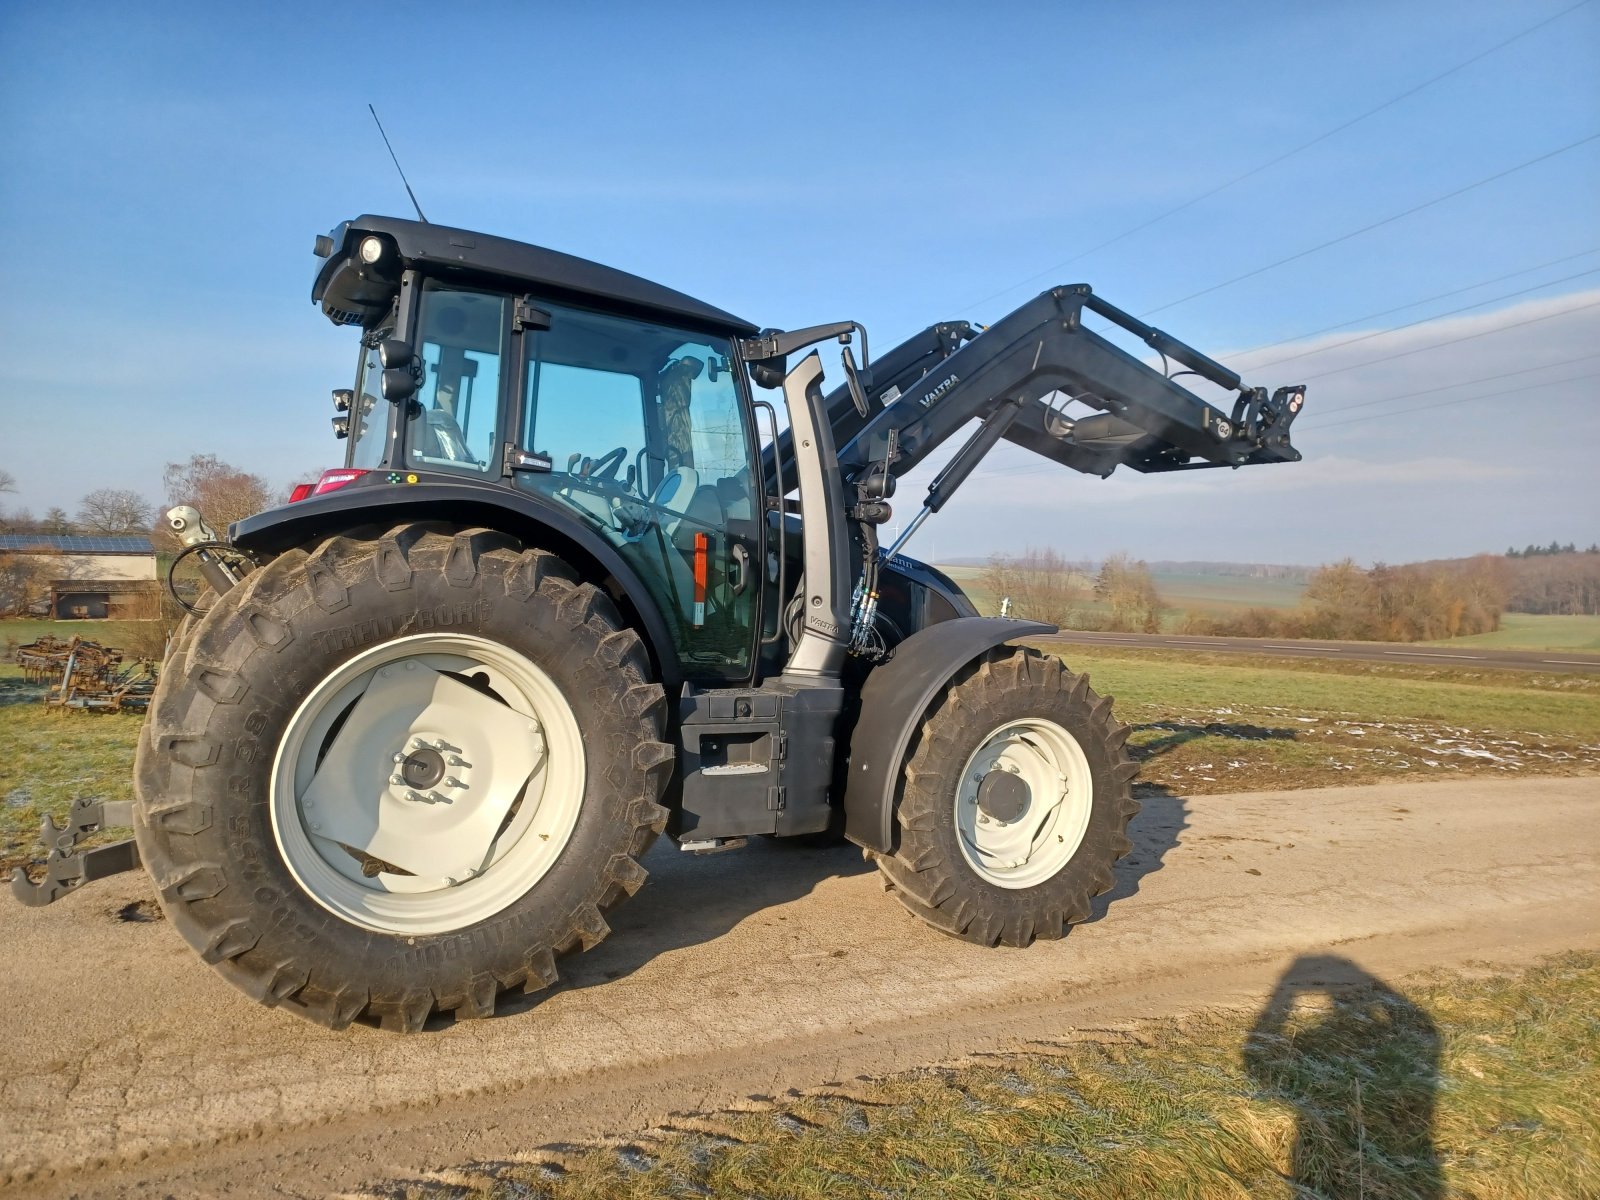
(359, 236), (386, 264)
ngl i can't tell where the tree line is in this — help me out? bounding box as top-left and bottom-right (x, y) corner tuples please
(1506, 542), (1599, 557)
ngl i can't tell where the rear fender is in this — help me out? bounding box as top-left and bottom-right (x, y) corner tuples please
(843, 617), (1055, 853)
(229, 479), (685, 686)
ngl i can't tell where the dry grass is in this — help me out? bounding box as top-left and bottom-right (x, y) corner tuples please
(1029, 645), (1600, 797)
(380, 954), (1600, 1199)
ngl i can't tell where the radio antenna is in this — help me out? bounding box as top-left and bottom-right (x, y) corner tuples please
(367, 104), (429, 223)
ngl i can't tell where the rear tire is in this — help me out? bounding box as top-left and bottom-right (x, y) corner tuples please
(133, 524), (672, 1031)
(872, 648), (1138, 946)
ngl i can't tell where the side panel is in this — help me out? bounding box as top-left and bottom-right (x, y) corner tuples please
(843, 617), (1055, 853)
(229, 479), (689, 686)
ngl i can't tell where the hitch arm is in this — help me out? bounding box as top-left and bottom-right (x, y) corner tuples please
(8, 799), (140, 907)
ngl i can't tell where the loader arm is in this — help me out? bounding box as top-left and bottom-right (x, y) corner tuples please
(761, 285), (1304, 498)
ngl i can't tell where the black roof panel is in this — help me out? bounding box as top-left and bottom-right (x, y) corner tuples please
(319, 215), (756, 335)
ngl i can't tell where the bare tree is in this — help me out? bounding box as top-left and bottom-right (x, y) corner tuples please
(1093, 552), (1164, 632)
(77, 487), (153, 535)
(160, 454), (274, 546)
(0, 468), (15, 494)
(41, 506), (75, 536)
(981, 546), (1086, 626)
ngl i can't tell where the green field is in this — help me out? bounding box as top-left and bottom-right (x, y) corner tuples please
(1423, 612), (1600, 652)
(400, 953), (1600, 1200)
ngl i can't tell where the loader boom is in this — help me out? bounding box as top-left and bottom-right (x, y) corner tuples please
(762, 284), (1304, 506)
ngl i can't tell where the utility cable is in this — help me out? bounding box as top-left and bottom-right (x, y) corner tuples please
(1296, 296), (1600, 381)
(1312, 349), (1600, 416)
(954, 0), (1595, 315)
(1229, 247), (1600, 360)
(1239, 267), (1600, 370)
(1310, 369), (1600, 429)
(1140, 132), (1600, 318)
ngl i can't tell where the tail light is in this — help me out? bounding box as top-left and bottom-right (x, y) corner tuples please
(312, 469), (369, 496)
(287, 482), (316, 503)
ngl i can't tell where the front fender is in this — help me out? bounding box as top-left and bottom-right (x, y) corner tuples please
(230, 477), (685, 686)
(843, 617), (1055, 853)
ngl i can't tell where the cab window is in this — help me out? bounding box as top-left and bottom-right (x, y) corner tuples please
(405, 282), (508, 474)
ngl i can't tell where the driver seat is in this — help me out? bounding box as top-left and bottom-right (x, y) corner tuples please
(649, 466), (699, 539)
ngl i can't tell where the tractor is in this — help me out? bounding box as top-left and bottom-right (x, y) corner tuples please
(12, 216), (1304, 1031)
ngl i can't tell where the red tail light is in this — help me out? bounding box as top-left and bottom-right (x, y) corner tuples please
(288, 482), (316, 503)
(312, 469), (369, 496)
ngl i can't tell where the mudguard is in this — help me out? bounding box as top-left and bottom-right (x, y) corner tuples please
(229, 477), (687, 686)
(843, 616), (1056, 853)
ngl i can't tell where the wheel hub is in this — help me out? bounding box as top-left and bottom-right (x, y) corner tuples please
(976, 769), (1029, 823)
(955, 718), (1095, 890)
(398, 747), (446, 791)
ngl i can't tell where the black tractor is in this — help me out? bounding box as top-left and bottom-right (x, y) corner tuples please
(15, 216), (1304, 1031)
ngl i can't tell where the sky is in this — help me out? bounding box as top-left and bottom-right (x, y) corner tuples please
(1, 0), (1596, 565)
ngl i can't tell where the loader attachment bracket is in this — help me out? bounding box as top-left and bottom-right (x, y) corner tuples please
(8, 799), (140, 907)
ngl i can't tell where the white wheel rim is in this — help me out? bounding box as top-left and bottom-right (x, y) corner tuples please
(269, 633), (584, 935)
(955, 717), (1094, 890)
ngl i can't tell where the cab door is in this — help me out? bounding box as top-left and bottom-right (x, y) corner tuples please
(510, 301), (764, 685)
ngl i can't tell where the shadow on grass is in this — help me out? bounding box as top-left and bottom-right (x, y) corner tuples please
(1246, 956), (1442, 1199)
(1134, 719), (1299, 760)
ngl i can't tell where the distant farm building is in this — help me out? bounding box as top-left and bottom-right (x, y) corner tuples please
(0, 534), (161, 620)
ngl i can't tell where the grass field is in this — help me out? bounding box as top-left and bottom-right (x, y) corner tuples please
(395, 953), (1600, 1199)
(1422, 613), (1600, 652)
(1, 619), (152, 874)
(1031, 643), (1600, 797)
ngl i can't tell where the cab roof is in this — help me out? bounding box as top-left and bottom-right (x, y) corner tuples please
(314, 215), (757, 335)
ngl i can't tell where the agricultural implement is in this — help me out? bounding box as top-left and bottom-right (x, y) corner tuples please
(11, 216), (1304, 1029)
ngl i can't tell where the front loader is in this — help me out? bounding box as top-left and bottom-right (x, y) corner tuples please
(11, 216), (1304, 1031)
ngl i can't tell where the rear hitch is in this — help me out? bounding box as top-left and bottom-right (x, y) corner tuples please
(8, 799), (141, 907)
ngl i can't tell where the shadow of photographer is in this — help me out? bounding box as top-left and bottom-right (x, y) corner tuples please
(1245, 955), (1442, 1198)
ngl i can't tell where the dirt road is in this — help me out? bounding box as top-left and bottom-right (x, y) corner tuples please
(3, 775), (1596, 1198)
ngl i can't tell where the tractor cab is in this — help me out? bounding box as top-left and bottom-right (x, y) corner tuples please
(311, 216), (769, 681)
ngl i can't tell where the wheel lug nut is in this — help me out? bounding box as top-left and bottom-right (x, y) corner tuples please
(444, 777), (466, 789)
(393, 752), (407, 764)
(390, 774), (404, 785)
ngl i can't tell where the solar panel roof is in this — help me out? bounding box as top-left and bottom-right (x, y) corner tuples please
(0, 534), (155, 553)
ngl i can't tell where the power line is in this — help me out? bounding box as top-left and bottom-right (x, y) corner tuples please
(1297, 296), (1600, 381)
(1312, 350), (1600, 417)
(953, 0), (1595, 316)
(1229, 247), (1600, 360)
(1140, 131), (1600, 318)
(1240, 267), (1600, 370)
(1311, 369), (1600, 429)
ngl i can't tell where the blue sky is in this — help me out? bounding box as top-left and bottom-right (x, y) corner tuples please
(1, 0), (1596, 563)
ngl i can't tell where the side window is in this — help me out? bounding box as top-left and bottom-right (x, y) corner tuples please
(523, 362), (645, 475)
(405, 283), (507, 474)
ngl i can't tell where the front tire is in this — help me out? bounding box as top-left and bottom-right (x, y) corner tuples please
(872, 648), (1139, 946)
(133, 525), (672, 1031)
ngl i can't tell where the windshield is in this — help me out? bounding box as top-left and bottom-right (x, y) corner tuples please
(346, 331), (388, 471)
